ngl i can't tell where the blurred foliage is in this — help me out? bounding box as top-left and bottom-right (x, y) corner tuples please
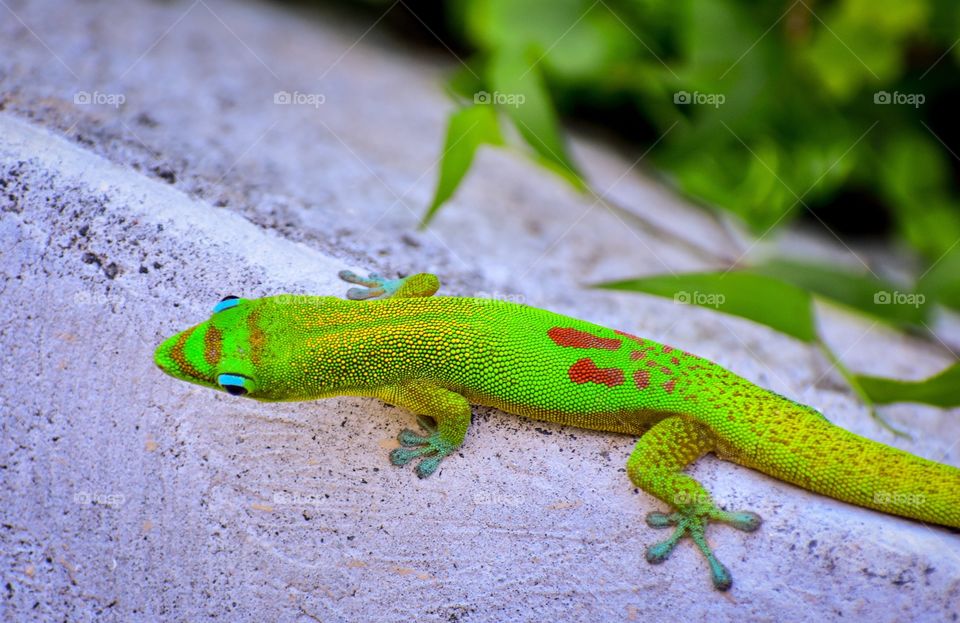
(413, 0), (960, 296)
(433, 0), (960, 258)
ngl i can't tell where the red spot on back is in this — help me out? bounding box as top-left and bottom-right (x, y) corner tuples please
(549, 327), (622, 351)
(662, 345), (674, 353)
(630, 350), (645, 361)
(568, 358), (625, 387)
(633, 370), (650, 390)
(663, 379), (676, 393)
(670, 356), (680, 366)
(615, 330), (646, 347)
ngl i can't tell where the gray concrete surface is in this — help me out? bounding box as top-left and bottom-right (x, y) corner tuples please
(1, 0), (958, 621)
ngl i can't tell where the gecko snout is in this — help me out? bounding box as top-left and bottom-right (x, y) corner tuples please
(153, 326), (216, 387)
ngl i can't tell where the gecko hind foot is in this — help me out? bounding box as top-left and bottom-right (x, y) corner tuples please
(645, 508), (762, 591)
(389, 416), (454, 479)
(339, 270), (440, 300)
(338, 270), (400, 300)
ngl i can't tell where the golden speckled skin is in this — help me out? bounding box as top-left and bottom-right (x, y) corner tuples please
(155, 273), (960, 590)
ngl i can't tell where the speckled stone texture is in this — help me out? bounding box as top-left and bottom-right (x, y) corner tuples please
(1, 1), (958, 621)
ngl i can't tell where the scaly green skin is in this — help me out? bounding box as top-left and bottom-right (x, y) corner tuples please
(155, 271), (960, 591)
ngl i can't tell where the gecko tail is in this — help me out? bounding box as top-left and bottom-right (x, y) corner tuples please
(742, 399), (960, 529)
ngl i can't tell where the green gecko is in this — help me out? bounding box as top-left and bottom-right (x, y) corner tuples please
(154, 270), (960, 590)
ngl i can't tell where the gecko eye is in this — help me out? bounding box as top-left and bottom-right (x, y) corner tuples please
(218, 374), (251, 396)
(213, 296), (240, 313)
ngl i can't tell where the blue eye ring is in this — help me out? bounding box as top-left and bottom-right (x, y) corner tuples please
(218, 373), (250, 396)
(213, 296), (241, 313)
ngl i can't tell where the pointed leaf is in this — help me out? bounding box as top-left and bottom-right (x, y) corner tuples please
(856, 363), (960, 407)
(488, 47), (585, 189)
(918, 246), (960, 312)
(596, 271), (816, 342)
(755, 259), (929, 326)
(421, 104), (503, 228)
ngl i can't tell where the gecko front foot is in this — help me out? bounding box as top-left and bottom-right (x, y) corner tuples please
(338, 270), (439, 300)
(645, 508), (761, 591)
(390, 415), (456, 479)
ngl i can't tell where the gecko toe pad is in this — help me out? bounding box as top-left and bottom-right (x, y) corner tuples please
(339, 270), (401, 300)
(338, 271), (439, 300)
(644, 507), (760, 591)
(389, 416), (453, 478)
(719, 510), (762, 532)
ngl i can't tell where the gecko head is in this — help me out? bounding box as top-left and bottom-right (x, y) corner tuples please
(154, 295), (262, 398)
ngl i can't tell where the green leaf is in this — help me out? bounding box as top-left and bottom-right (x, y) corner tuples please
(754, 259), (929, 326)
(918, 246), (960, 311)
(487, 47), (585, 189)
(420, 105), (503, 228)
(876, 130), (960, 261)
(879, 131), (949, 206)
(595, 271), (817, 342)
(799, 0), (925, 99)
(856, 363), (960, 407)
(464, 0), (637, 82)
(446, 61), (486, 102)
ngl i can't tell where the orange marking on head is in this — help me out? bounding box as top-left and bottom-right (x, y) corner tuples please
(203, 325), (223, 366)
(548, 327), (621, 351)
(663, 379), (676, 393)
(170, 327), (205, 380)
(568, 358), (625, 387)
(248, 306), (266, 365)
